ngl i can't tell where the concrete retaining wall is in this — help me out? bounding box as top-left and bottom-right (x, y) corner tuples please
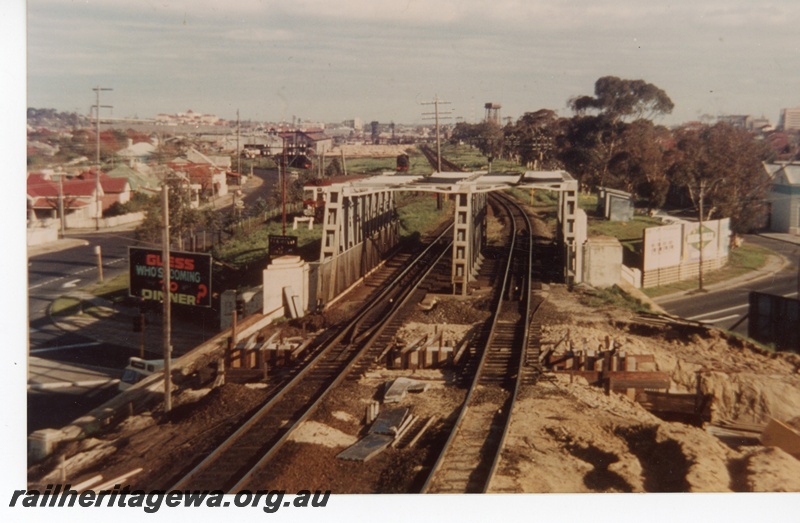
(582, 236), (622, 288)
(65, 211), (145, 230)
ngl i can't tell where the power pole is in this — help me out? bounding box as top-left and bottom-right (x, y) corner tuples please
(697, 180), (706, 292)
(161, 184), (173, 413)
(422, 95), (452, 210)
(58, 175), (65, 238)
(281, 135), (289, 235)
(421, 95), (452, 173)
(92, 86), (113, 231)
(236, 109), (241, 178)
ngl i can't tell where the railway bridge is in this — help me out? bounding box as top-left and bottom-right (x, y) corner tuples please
(303, 169), (585, 304)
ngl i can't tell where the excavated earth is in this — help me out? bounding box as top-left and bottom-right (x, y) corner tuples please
(28, 283), (800, 493)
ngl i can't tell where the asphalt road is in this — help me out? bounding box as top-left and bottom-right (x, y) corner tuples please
(26, 170), (276, 435)
(655, 235), (800, 336)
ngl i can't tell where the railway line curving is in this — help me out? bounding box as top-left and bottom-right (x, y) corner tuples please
(420, 191), (546, 493)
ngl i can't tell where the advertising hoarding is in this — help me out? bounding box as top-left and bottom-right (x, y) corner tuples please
(129, 247), (212, 307)
(643, 223), (682, 271)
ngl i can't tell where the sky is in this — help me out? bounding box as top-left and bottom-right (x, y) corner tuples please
(22, 0), (800, 127)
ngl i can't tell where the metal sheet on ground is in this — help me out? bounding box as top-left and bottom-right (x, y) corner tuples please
(384, 377), (429, 403)
(369, 407), (409, 435)
(336, 434), (394, 462)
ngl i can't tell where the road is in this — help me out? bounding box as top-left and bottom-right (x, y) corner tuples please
(655, 235), (800, 336)
(29, 229), (135, 353)
(26, 169), (276, 434)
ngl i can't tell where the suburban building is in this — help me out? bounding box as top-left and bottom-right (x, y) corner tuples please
(765, 162), (800, 235)
(77, 170), (132, 210)
(27, 172), (99, 223)
(778, 108), (800, 132)
(116, 138), (156, 167)
(27, 169), (137, 225)
(279, 130), (333, 157)
(106, 163), (162, 194)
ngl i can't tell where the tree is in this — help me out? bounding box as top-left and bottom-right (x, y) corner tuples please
(562, 76), (674, 192)
(557, 114), (622, 188)
(505, 109), (562, 169)
(451, 121), (505, 161)
(667, 123), (771, 233)
(606, 120), (672, 210)
(135, 175), (202, 247)
(569, 76), (674, 123)
(325, 157), (343, 177)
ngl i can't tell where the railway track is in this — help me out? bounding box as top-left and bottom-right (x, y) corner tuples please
(170, 225), (454, 492)
(419, 144), (463, 172)
(421, 191), (545, 493)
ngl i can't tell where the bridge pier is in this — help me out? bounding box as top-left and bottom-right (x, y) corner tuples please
(451, 188), (487, 296)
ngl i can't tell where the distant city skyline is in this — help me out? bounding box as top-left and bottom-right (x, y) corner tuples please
(23, 0), (800, 127)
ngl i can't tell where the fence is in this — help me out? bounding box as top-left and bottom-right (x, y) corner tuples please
(642, 256), (728, 288)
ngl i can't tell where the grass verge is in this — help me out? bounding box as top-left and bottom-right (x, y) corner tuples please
(579, 285), (652, 313)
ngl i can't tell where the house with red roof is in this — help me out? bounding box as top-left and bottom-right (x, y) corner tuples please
(76, 169), (132, 210)
(27, 172), (99, 223)
(27, 169), (132, 225)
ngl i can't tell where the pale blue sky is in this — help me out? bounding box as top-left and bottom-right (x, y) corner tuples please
(23, 0), (800, 126)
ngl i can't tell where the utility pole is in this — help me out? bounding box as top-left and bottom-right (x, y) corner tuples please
(697, 180), (707, 292)
(161, 184), (172, 413)
(58, 175), (65, 238)
(421, 95), (452, 173)
(236, 109), (241, 179)
(422, 95), (452, 210)
(92, 86), (113, 231)
(282, 136), (288, 235)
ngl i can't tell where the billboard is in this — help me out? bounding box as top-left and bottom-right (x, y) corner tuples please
(643, 223), (682, 271)
(129, 247), (212, 307)
(683, 221), (720, 262)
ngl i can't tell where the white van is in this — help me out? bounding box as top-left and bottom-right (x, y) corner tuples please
(119, 357), (164, 391)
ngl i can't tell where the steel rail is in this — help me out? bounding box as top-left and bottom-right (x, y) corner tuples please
(420, 192), (522, 493)
(481, 190), (543, 492)
(170, 224), (454, 492)
(231, 234), (453, 492)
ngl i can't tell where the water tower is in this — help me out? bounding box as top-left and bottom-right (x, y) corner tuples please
(484, 103), (501, 124)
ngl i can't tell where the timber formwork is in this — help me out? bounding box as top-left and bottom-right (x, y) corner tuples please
(316, 186), (399, 304)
